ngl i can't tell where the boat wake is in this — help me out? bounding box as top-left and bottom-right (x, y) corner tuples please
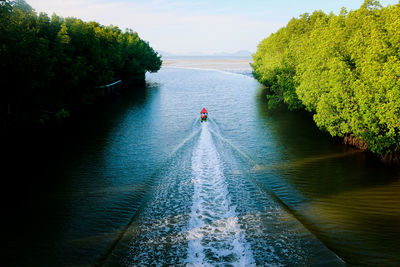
(187, 123), (255, 266)
(102, 121), (342, 266)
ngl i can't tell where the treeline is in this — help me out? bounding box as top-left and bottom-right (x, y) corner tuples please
(0, 0), (162, 128)
(252, 0), (400, 155)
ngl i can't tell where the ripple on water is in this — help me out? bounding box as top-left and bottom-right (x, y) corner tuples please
(211, 129), (344, 266)
(104, 132), (198, 266)
(105, 122), (342, 266)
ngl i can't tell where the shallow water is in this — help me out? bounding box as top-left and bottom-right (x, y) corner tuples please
(4, 59), (400, 266)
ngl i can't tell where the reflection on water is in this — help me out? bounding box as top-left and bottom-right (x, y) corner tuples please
(299, 180), (400, 265)
(252, 150), (363, 172)
(254, 95), (400, 265)
(4, 58), (400, 266)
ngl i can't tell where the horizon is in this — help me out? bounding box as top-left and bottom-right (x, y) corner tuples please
(26, 0), (398, 55)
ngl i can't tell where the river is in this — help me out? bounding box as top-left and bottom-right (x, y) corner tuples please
(4, 57), (400, 266)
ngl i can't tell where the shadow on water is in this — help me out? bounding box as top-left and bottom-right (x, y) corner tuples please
(254, 88), (400, 265)
(2, 84), (156, 266)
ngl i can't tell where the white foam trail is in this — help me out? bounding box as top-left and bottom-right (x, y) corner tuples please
(186, 124), (255, 266)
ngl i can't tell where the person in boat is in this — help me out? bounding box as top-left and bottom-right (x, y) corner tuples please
(200, 108), (208, 122)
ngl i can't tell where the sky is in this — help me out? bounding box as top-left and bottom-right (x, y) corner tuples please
(26, 0), (399, 55)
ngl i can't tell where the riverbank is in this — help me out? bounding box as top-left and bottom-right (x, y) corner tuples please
(252, 1), (400, 160)
(343, 134), (400, 165)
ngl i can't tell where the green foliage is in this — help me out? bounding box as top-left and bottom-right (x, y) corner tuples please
(55, 108), (70, 122)
(0, 0), (162, 127)
(252, 0), (400, 154)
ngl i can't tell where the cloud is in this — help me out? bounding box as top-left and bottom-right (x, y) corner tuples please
(26, 0), (285, 54)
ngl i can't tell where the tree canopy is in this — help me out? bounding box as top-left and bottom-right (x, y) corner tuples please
(252, 0), (400, 155)
(0, 0), (162, 127)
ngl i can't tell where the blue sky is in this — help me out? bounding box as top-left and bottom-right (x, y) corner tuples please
(27, 0), (398, 54)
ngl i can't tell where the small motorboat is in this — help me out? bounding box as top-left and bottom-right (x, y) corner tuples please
(200, 108), (208, 122)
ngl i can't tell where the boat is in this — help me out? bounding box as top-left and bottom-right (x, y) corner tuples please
(200, 108), (208, 122)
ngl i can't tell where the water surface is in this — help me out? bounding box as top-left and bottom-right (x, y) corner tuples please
(4, 58), (400, 266)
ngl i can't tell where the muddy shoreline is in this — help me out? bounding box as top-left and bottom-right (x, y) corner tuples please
(343, 134), (400, 165)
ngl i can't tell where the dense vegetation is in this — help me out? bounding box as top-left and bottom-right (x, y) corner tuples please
(0, 0), (161, 128)
(252, 0), (400, 155)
